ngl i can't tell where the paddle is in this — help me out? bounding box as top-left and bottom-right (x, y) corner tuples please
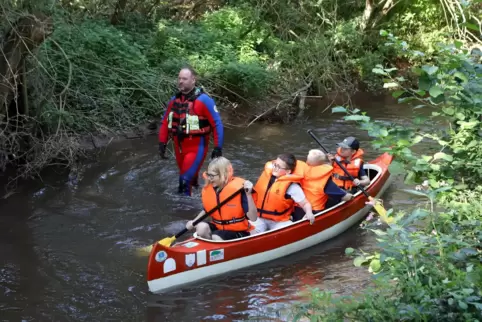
(306, 129), (391, 223)
(136, 187), (245, 256)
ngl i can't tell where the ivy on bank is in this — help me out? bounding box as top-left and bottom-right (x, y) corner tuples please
(291, 31), (482, 321)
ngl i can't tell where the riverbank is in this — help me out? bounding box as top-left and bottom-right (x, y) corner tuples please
(3, 0), (478, 181)
(290, 30), (482, 321)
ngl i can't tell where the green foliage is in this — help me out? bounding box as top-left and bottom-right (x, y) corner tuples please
(2, 0), (479, 177)
(334, 30), (482, 189)
(294, 34), (482, 321)
(293, 186), (482, 322)
(35, 17), (168, 132)
(146, 8), (276, 97)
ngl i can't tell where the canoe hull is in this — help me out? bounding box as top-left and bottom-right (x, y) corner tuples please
(147, 153), (393, 294)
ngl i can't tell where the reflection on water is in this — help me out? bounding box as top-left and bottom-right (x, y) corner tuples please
(0, 94), (426, 321)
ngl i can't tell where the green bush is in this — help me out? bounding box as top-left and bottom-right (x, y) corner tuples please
(35, 17), (168, 133)
(292, 34), (482, 322)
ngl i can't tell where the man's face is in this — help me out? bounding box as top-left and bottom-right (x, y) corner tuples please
(178, 69), (196, 93)
(339, 147), (354, 158)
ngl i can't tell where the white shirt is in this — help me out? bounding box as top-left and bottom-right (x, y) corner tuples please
(286, 183), (306, 203)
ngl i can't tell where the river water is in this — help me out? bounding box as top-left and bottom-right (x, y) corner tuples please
(0, 94), (429, 321)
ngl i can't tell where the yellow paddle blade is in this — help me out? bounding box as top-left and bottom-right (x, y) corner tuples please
(158, 236), (176, 247)
(368, 197), (394, 224)
(135, 236), (176, 257)
(135, 244), (154, 257)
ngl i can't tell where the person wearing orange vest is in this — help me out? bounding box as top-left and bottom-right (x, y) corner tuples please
(329, 136), (370, 193)
(251, 153), (314, 233)
(292, 149), (354, 221)
(185, 157), (257, 240)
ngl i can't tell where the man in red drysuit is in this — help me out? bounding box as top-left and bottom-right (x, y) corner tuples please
(158, 67), (224, 196)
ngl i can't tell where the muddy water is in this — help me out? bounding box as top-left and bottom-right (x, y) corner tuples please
(0, 94), (431, 321)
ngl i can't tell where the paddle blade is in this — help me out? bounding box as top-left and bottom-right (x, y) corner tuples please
(368, 197), (393, 224)
(135, 236), (176, 257)
(158, 236), (176, 247)
(135, 244), (154, 257)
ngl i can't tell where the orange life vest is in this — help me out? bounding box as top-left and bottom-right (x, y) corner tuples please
(201, 176), (252, 232)
(167, 88), (211, 137)
(254, 161), (303, 222)
(302, 164), (333, 211)
(332, 148), (364, 190)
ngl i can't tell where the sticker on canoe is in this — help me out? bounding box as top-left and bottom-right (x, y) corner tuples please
(197, 250), (207, 266)
(155, 251), (168, 263)
(183, 242), (199, 248)
(209, 249), (224, 262)
(185, 254), (195, 268)
(163, 258), (176, 273)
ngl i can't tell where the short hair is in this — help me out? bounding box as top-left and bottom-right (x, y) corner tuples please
(277, 153), (297, 172)
(307, 149), (327, 166)
(180, 65), (198, 78)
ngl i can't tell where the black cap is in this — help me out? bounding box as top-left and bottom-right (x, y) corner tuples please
(337, 136), (360, 150)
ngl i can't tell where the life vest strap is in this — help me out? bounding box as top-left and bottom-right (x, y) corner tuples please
(212, 217), (246, 225)
(257, 207), (291, 217)
(333, 173), (352, 181)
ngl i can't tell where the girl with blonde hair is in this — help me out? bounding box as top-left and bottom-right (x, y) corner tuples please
(186, 157), (258, 240)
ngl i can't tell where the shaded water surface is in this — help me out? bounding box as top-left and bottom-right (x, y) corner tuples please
(1, 94), (429, 321)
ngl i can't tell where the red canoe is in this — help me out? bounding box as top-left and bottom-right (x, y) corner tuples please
(147, 153), (394, 294)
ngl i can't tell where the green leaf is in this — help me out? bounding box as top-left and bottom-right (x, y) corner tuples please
(388, 161), (405, 175)
(392, 90), (404, 98)
(458, 301), (468, 310)
(369, 259), (381, 273)
(398, 97), (415, 103)
(345, 247), (355, 255)
(418, 76), (432, 91)
(466, 140), (477, 148)
(372, 68), (387, 75)
(354, 256), (368, 267)
(429, 86), (444, 98)
(345, 115), (371, 122)
(453, 71), (468, 83)
(332, 106), (347, 113)
(442, 106), (455, 115)
(415, 90), (426, 96)
(433, 152), (453, 162)
(422, 155), (433, 162)
(379, 30), (388, 36)
(379, 128), (389, 137)
(413, 104), (426, 109)
(455, 112), (465, 120)
(462, 22), (479, 32)
(370, 229), (387, 236)
(412, 135), (423, 144)
(383, 82), (399, 88)
(422, 65), (439, 75)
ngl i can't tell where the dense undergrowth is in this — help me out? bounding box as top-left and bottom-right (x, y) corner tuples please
(291, 32), (482, 321)
(0, 0), (481, 182)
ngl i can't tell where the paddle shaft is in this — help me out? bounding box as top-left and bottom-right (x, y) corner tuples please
(307, 129), (371, 199)
(173, 187), (245, 239)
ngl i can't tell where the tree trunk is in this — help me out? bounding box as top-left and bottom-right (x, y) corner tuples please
(360, 0), (375, 31)
(111, 0), (129, 25)
(0, 13), (53, 117)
